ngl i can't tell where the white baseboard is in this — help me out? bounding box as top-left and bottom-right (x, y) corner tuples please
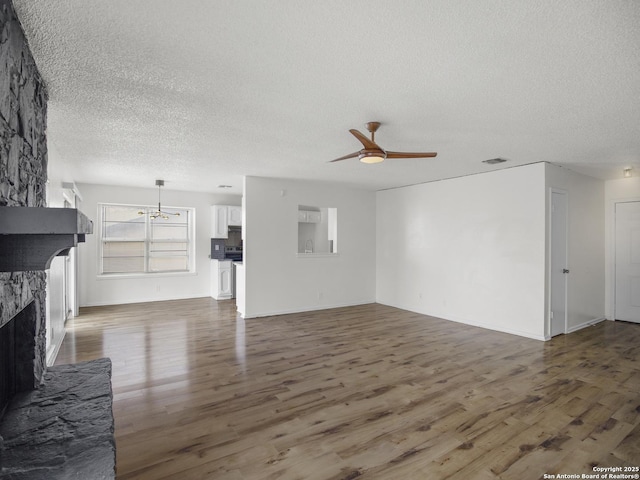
(566, 317), (607, 334)
(429, 312), (547, 341)
(376, 301), (547, 341)
(242, 299), (376, 319)
(80, 294), (211, 308)
(46, 328), (66, 367)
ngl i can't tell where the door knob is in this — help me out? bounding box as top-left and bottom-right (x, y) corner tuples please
(563, 269), (570, 274)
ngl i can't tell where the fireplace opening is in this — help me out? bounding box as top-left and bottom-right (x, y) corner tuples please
(0, 301), (37, 421)
(0, 313), (16, 419)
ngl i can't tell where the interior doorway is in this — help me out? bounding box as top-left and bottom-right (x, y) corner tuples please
(615, 201), (640, 323)
(63, 199), (71, 321)
(550, 190), (569, 337)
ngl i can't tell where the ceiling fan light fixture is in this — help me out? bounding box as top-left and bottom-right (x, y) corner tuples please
(330, 122), (437, 163)
(359, 152), (386, 164)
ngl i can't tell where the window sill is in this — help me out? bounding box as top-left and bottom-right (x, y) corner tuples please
(97, 271), (197, 280)
(296, 253), (340, 258)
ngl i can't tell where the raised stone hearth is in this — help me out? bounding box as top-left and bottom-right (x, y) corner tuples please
(0, 358), (116, 479)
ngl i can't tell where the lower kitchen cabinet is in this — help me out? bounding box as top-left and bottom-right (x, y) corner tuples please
(211, 259), (234, 299)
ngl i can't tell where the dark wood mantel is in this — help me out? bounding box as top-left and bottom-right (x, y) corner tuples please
(0, 207), (93, 272)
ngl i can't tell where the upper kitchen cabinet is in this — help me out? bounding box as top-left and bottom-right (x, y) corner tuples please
(298, 209), (321, 223)
(228, 206), (242, 226)
(211, 205), (242, 238)
(211, 205), (228, 238)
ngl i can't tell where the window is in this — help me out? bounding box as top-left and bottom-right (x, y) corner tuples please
(99, 203), (194, 275)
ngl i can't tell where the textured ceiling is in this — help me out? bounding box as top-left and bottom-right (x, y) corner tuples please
(13, 0), (640, 194)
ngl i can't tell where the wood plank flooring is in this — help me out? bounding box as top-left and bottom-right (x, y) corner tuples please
(55, 298), (640, 479)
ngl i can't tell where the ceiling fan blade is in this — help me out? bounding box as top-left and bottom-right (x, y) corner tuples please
(386, 151), (438, 159)
(329, 151), (361, 162)
(349, 129), (380, 150)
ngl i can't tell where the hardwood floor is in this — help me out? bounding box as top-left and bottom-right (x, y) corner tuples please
(55, 298), (640, 479)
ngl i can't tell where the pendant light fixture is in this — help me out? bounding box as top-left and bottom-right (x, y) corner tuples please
(139, 180), (180, 219)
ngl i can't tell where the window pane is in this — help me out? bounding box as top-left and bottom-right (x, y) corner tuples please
(151, 224), (188, 241)
(103, 205), (145, 223)
(103, 241), (145, 257)
(103, 256), (145, 274)
(149, 242), (188, 253)
(103, 221), (146, 239)
(149, 256), (188, 272)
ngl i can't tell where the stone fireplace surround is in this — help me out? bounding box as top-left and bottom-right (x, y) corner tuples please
(0, 0), (115, 477)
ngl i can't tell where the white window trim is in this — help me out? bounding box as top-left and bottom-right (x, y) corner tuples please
(97, 202), (196, 277)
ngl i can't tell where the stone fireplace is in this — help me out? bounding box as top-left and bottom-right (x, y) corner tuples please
(0, 1), (114, 478)
(0, 0), (50, 423)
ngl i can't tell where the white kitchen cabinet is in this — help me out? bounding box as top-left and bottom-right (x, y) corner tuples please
(211, 205), (229, 238)
(298, 210), (321, 223)
(307, 211), (321, 223)
(211, 205), (242, 238)
(211, 260), (233, 299)
(228, 206), (242, 226)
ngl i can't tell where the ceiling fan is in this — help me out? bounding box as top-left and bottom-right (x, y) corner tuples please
(330, 122), (437, 164)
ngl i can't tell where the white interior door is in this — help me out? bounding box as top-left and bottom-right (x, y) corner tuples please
(550, 191), (569, 337)
(615, 201), (640, 323)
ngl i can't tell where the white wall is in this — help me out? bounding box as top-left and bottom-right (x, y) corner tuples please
(604, 176), (640, 319)
(77, 183), (240, 306)
(45, 143), (79, 364)
(242, 176), (376, 318)
(376, 163), (547, 340)
(545, 164), (605, 334)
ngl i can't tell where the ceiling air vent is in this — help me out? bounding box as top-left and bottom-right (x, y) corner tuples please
(482, 158), (508, 165)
